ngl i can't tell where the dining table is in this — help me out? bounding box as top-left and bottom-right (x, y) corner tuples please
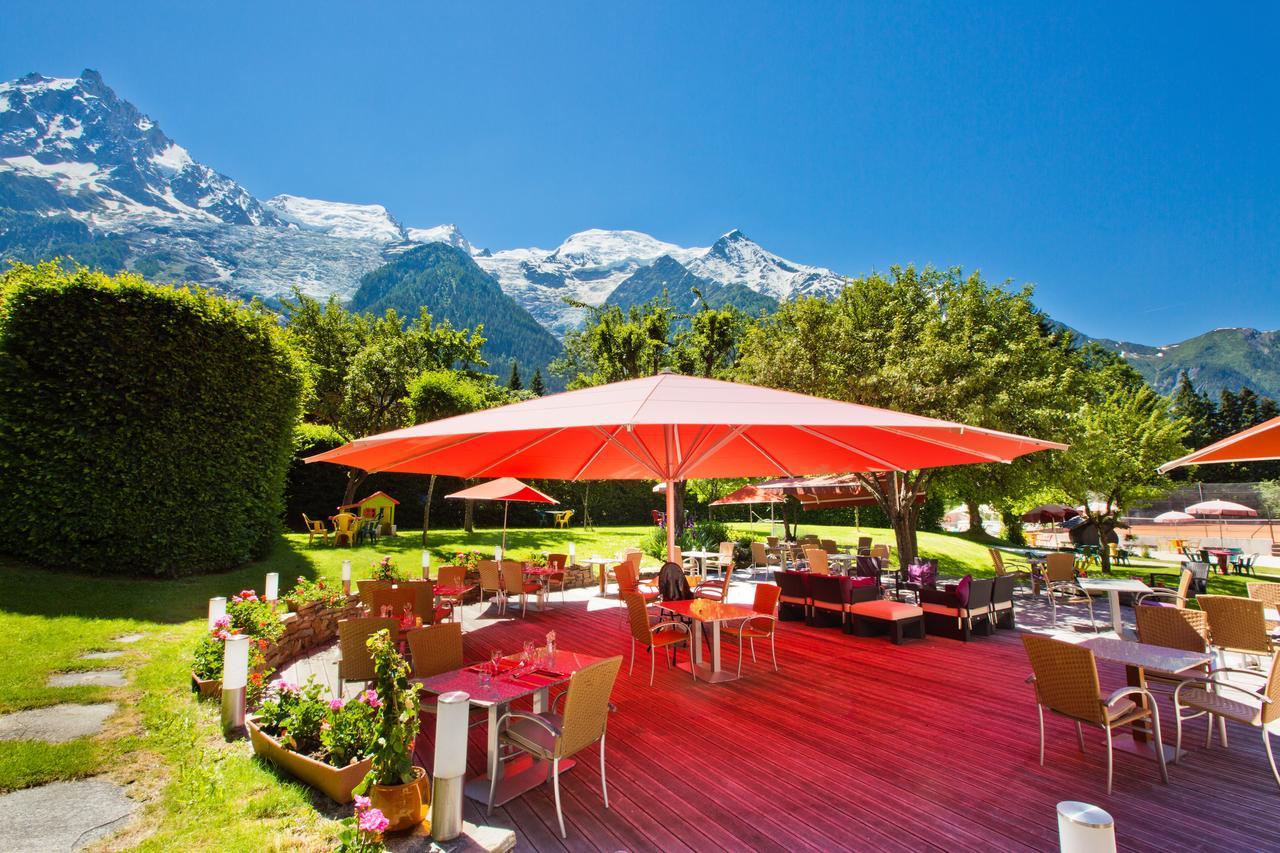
(582, 556), (615, 595)
(521, 566), (560, 611)
(1080, 636), (1212, 761)
(1202, 547), (1241, 575)
(658, 598), (758, 684)
(1077, 576), (1151, 636)
(415, 648), (605, 808)
(683, 549), (719, 576)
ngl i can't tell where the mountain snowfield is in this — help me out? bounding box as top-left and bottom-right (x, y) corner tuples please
(0, 68), (853, 334)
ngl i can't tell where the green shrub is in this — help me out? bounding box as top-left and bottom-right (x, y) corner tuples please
(0, 261), (305, 575)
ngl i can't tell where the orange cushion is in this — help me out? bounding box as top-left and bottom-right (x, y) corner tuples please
(847, 600), (923, 620)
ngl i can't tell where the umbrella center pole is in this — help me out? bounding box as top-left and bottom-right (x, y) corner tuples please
(665, 479), (678, 563)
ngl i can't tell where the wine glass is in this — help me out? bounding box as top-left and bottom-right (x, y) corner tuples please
(489, 649), (502, 676)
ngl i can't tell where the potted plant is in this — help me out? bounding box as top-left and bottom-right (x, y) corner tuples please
(353, 629), (427, 832)
(283, 576), (346, 614)
(247, 678), (377, 803)
(370, 556), (404, 583)
(336, 795), (389, 852)
(190, 621), (227, 698)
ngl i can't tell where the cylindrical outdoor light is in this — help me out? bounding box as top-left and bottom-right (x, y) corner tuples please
(432, 691), (470, 842)
(494, 545), (503, 561)
(221, 634), (250, 737)
(1057, 801), (1116, 853)
(341, 559), (352, 596)
(568, 542), (575, 564)
(422, 551), (430, 578)
(207, 596), (226, 630)
(264, 572), (279, 603)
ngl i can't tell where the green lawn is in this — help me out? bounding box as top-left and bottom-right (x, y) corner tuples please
(0, 523), (1271, 848)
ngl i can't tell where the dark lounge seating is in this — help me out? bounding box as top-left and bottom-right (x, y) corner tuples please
(990, 574), (1017, 629)
(808, 574), (847, 628)
(919, 576), (995, 641)
(776, 570), (809, 621)
(899, 558), (938, 604)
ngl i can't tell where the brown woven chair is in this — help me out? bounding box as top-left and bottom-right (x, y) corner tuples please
(615, 561), (659, 603)
(1134, 606), (1212, 692)
(723, 583), (781, 676)
(990, 548), (1030, 587)
(501, 560), (540, 617)
(621, 592), (690, 685)
(870, 544), (890, 563)
(337, 617), (398, 691)
(804, 547), (831, 574)
(1174, 647), (1280, 790)
(407, 621), (463, 680)
(1045, 553), (1096, 630)
(1247, 582), (1280, 626)
(476, 560), (503, 606)
(856, 535), (872, 555)
(356, 579), (393, 606)
(821, 538), (840, 555)
(1198, 594), (1275, 667)
(491, 656), (623, 838)
(1136, 569), (1193, 609)
(545, 553), (569, 601)
(706, 541), (736, 579)
(438, 564), (467, 587)
(1021, 633), (1169, 794)
(369, 586), (416, 620)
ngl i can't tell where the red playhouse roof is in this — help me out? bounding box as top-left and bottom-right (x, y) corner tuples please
(444, 477), (558, 505)
(339, 491), (400, 510)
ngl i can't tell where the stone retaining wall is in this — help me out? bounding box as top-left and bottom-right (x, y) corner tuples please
(263, 598), (363, 671)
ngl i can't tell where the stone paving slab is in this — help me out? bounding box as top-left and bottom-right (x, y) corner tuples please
(0, 703), (116, 743)
(48, 670), (127, 688)
(388, 821), (517, 852)
(80, 651), (124, 661)
(111, 633), (144, 644)
(0, 778), (136, 851)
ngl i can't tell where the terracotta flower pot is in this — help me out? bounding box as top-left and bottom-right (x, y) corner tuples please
(190, 672), (221, 699)
(370, 766), (430, 833)
(246, 718), (373, 804)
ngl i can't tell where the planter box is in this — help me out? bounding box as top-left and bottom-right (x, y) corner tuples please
(191, 673), (221, 699)
(247, 718), (372, 804)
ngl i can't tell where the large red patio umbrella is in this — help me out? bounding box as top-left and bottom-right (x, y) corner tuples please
(1159, 416), (1280, 472)
(307, 373), (1066, 562)
(444, 477), (557, 554)
(1185, 499), (1258, 546)
(709, 484), (785, 506)
(1021, 503), (1080, 524)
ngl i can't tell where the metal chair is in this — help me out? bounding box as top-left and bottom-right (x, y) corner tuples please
(620, 592), (690, 685)
(1045, 553), (1096, 631)
(501, 560), (539, 617)
(336, 618), (397, 695)
(1021, 633), (1168, 795)
(490, 656), (623, 838)
(724, 584), (781, 675)
(1174, 650), (1280, 790)
(476, 560), (503, 608)
(1197, 595), (1275, 668)
(1135, 569), (1192, 609)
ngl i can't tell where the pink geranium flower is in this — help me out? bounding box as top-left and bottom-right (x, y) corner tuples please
(353, 794), (371, 811)
(329, 698), (344, 711)
(358, 807), (390, 835)
(360, 689), (382, 709)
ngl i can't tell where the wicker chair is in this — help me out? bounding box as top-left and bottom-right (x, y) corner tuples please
(501, 560), (540, 617)
(407, 621), (463, 679)
(435, 565), (468, 619)
(856, 536), (872, 555)
(1134, 606), (1212, 693)
(870, 544), (891, 563)
(369, 586), (416, 620)
(704, 541), (735, 579)
(804, 547), (831, 574)
(1045, 553), (1096, 631)
(723, 584), (781, 676)
(476, 560), (503, 607)
(1021, 633), (1169, 795)
(807, 574), (847, 629)
(991, 575), (1017, 629)
(491, 656), (624, 838)
(693, 576), (730, 602)
(775, 570), (809, 621)
(820, 538), (840, 555)
(1197, 595), (1275, 666)
(356, 579), (393, 607)
(337, 618), (397, 692)
(620, 592), (690, 685)
(615, 561), (659, 604)
(545, 553), (569, 601)
(990, 548), (1031, 588)
(749, 541), (779, 580)
(1173, 651), (1280, 790)
(1135, 569), (1192, 609)
(920, 578), (995, 641)
(1246, 581), (1280, 618)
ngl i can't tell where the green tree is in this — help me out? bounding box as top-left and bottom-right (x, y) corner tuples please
(529, 368), (547, 396)
(738, 265), (1076, 567)
(507, 360), (523, 391)
(1052, 385), (1188, 572)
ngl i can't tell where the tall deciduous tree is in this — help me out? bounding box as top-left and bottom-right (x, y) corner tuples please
(737, 265), (1077, 567)
(1053, 385), (1188, 572)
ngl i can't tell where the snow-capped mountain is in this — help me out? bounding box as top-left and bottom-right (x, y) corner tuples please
(687, 229), (845, 301)
(0, 70), (280, 228)
(0, 68), (848, 337)
(265, 194), (406, 242)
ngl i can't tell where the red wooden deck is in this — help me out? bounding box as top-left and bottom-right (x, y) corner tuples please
(425, 592), (1278, 852)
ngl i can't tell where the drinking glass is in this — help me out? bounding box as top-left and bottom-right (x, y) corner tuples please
(490, 649), (502, 676)
(522, 640), (535, 663)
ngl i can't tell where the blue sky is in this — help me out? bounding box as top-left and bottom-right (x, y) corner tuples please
(2, 2), (1276, 344)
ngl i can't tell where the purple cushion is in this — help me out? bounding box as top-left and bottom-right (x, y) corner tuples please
(848, 576), (876, 588)
(955, 575), (972, 607)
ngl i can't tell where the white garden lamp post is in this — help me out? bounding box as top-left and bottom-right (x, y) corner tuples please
(221, 634), (250, 737)
(432, 691), (469, 841)
(207, 596), (226, 630)
(341, 559), (352, 596)
(422, 550), (430, 578)
(264, 572), (279, 603)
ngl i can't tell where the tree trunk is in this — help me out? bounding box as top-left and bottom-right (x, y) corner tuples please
(1001, 508), (1026, 546)
(463, 498), (475, 534)
(342, 468), (368, 509)
(1097, 517), (1114, 574)
(672, 480), (686, 531)
(421, 474), (436, 546)
(965, 498), (983, 539)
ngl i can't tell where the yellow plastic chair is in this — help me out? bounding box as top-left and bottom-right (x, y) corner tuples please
(554, 509), (575, 529)
(332, 512), (359, 547)
(302, 513), (330, 545)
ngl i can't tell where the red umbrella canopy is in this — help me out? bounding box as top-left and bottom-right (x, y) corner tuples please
(1153, 510), (1196, 523)
(1184, 499), (1258, 518)
(308, 374), (1065, 481)
(709, 484), (785, 506)
(443, 477), (557, 504)
(1021, 503), (1080, 524)
(1159, 415), (1280, 472)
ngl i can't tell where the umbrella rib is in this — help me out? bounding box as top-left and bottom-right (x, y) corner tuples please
(739, 432), (795, 478)
(627, 427), (668, 478)
(791, 425), (905, 472)
(366, 433), (488, 474)
(674, 424), (749, 480)
(875, 426), (1011, 464)
(572, 426), (620, 481)
(680, 425), (711, 470)
(591, 426), (664, 479)
(465, 428), (566, 478)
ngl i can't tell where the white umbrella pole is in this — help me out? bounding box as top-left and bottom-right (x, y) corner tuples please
(502, 501), (509, 555)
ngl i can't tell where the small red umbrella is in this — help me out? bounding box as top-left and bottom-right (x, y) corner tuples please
(1185, 499), (1258, 546)
(1021, 503), (1080, 524)
(444, 477), (557, 553)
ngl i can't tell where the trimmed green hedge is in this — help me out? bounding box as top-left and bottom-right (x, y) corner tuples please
(0, 262), (306, 576)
